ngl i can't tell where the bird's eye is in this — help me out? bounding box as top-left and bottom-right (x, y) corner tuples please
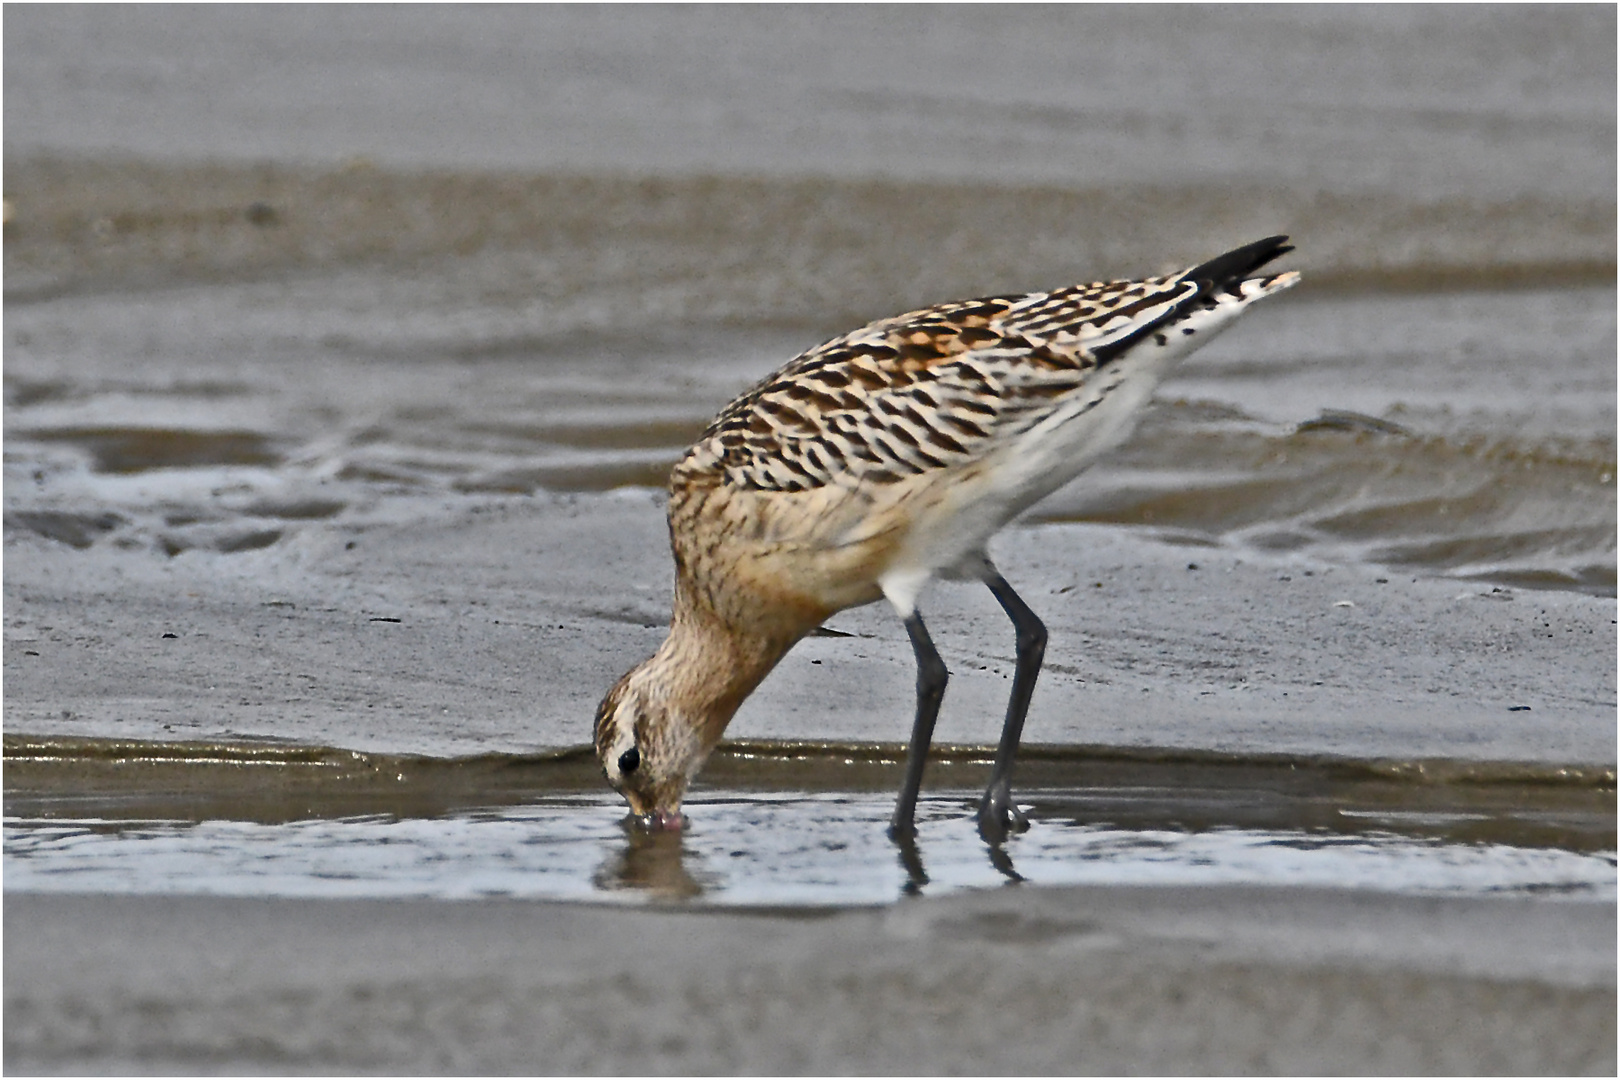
(618, 746), (641, 774)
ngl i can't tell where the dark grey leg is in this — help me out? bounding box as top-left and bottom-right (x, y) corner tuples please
(889, 610), (948, 840)
(978, 571), (1046, 843)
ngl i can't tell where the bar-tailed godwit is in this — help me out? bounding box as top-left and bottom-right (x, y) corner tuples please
(596, 236), (1299, 842)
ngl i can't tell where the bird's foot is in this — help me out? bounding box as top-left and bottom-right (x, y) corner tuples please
(976, 786), (1029, 845)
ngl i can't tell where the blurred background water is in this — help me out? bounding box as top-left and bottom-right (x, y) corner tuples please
(4, 4), (1615, 592)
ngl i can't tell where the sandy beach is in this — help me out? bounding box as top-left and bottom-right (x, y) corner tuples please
(5, 6), (1615, 1074)
(7, 886), (1614, 1074)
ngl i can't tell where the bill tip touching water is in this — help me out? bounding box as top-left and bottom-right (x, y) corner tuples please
(594, 236), (1300, 842)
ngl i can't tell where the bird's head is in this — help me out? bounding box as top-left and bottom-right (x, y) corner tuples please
(593, 661), (706, 831)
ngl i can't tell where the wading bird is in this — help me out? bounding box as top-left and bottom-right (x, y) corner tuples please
(595, 236), (1298, 843)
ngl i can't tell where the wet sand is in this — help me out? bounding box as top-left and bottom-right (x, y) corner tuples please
(6, 492), (1613, 762)
(7, 483), (1614, 1074)
(6, 347), (1614, 1071)
(7, 886), (1614, 1074)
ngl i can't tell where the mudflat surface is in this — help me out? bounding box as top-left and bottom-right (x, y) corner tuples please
(4, 9), (1614, 1077)
(4, 4), (1613, 769)
(6, 494), (1614, 763)
(6, 886), (1615, 1075)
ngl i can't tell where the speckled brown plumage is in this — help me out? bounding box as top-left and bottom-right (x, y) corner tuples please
(595, 236), (1300, 837)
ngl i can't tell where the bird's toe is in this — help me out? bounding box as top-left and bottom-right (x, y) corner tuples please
(977, 789), (1029, 844)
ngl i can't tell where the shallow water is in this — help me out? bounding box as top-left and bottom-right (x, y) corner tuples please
(6, 738), (1613, 906)
(6, 794), (1613, 907)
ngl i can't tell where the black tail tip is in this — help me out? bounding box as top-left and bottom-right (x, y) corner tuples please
(1262, 234), (1296, 262)
(1187, 235), (1295, 287)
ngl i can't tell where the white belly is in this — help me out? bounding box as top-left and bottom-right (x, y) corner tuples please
(875, 320), (1220, 612)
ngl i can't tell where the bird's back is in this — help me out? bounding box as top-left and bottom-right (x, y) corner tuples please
(669, 237), (1299, 618)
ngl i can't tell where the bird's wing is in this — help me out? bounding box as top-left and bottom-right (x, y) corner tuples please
(675, 277), (1191, 493)
(676, 235), (1296, 494)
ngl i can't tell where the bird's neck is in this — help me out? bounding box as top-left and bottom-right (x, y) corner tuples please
(644, 577), (804, 750)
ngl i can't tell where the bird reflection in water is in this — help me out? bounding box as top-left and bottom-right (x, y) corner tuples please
(894, 828), (1023, 896)
(595, 805), (1026, 901)
(591, 825), (713, 900)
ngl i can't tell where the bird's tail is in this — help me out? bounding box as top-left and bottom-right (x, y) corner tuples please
(1183, 234), (1295, 292)
(1090, 236), (1299, 366)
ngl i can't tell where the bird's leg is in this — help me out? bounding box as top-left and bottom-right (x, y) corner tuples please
(978, 571), (1046, 844)
(889, 610), (948, 841)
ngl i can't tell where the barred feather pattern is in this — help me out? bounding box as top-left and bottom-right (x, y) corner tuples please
(674, 264), (1296, 498)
